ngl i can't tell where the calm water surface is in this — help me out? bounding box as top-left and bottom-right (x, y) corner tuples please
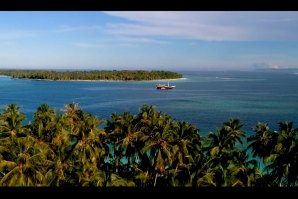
(1, 70), (298, 136)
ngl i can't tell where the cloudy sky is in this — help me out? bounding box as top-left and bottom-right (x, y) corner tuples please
(0, 11), (298, 70)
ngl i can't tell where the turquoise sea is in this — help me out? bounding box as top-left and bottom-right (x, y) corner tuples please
(1, 69), (298, 137)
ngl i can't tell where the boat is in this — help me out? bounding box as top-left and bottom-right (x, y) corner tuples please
(156, 81), (176, 90)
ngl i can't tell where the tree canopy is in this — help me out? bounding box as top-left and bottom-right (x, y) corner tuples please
(0, 103), (297, 187)
(0, 70), (183, 81)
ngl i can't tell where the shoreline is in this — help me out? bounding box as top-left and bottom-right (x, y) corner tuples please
(9, 77), (186, 82)
(0, 70), (184, 82)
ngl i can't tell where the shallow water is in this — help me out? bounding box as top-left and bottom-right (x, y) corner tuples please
(1, 69), (298, 137)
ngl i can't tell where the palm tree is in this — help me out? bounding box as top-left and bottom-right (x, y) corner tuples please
(170, 121), (202, 186)
(223, 118), (245, 148)
(0, 104), (26, 138)
(247, 122), (277, 160)
(71, 111), (107, 185)
(0, 136), (52, 186)
(60, 102), (81, 136)
(228, 150), (263, 187)
(139, 114), (174, 187)
(75, 165), (106, 186)
(105, 112), (138, 174)
(3, 102), (298, 187)
(264, 121), (298, 186)
(207, 119), (244, 157)
(199, 118), (245, 186)
(45, 103), (107, 186)
(30, 103), (57, 142)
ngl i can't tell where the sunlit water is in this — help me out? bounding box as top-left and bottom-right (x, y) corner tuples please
(1, 70), (298, 138)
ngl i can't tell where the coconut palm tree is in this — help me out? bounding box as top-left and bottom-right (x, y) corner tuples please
(60, 102), (82, 136)
(247, 122), (277, 160)
(198, 118), (246, 186)
(0, 135), (52, 186)
(264, 121), (298, 186)
(223, 118), (245, 148)
(105, 112), (138, 174)
(139, 114), (174, 187)
(227, 150), (263, 187)
(75, 165), (106, 186)
(169, 121), (202, 186)
(70, 111), (107, 185)
(30, 103), (57, 142)
(0, 104), (26, 138)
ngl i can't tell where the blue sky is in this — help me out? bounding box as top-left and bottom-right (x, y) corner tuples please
(1, 11), (298, 71)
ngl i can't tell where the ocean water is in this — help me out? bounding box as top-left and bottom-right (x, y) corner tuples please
(1, 70), (298, 137)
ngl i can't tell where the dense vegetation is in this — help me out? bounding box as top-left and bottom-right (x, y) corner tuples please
(0, 70), (183, 81)
(0, 103), (297, 187)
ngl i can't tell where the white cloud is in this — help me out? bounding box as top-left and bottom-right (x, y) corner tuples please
(73, 37), (168, 49)
(117, 37), (169, 44)
(105, 20), (248, 41)
(103, 11), (298, 41)
(118, 43), (139, 47)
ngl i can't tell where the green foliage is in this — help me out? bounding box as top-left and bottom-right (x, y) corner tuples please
(0, 103), (297, 186)
(0, 70), (183, 81)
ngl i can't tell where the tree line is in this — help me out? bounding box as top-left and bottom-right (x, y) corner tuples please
(0, 103), (297, 186)
(0, 70), (183, 81)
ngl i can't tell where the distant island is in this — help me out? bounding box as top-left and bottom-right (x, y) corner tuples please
(0, 70), (183, 81)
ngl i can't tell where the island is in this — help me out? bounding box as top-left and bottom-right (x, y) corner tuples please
(0, 69), (183, 81)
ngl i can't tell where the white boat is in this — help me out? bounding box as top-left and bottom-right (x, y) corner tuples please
(156, 81), (176, 90)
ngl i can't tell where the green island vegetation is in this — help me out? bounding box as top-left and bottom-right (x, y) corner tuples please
(0, 102), (297, 187)
(0, 70), (183, 81)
